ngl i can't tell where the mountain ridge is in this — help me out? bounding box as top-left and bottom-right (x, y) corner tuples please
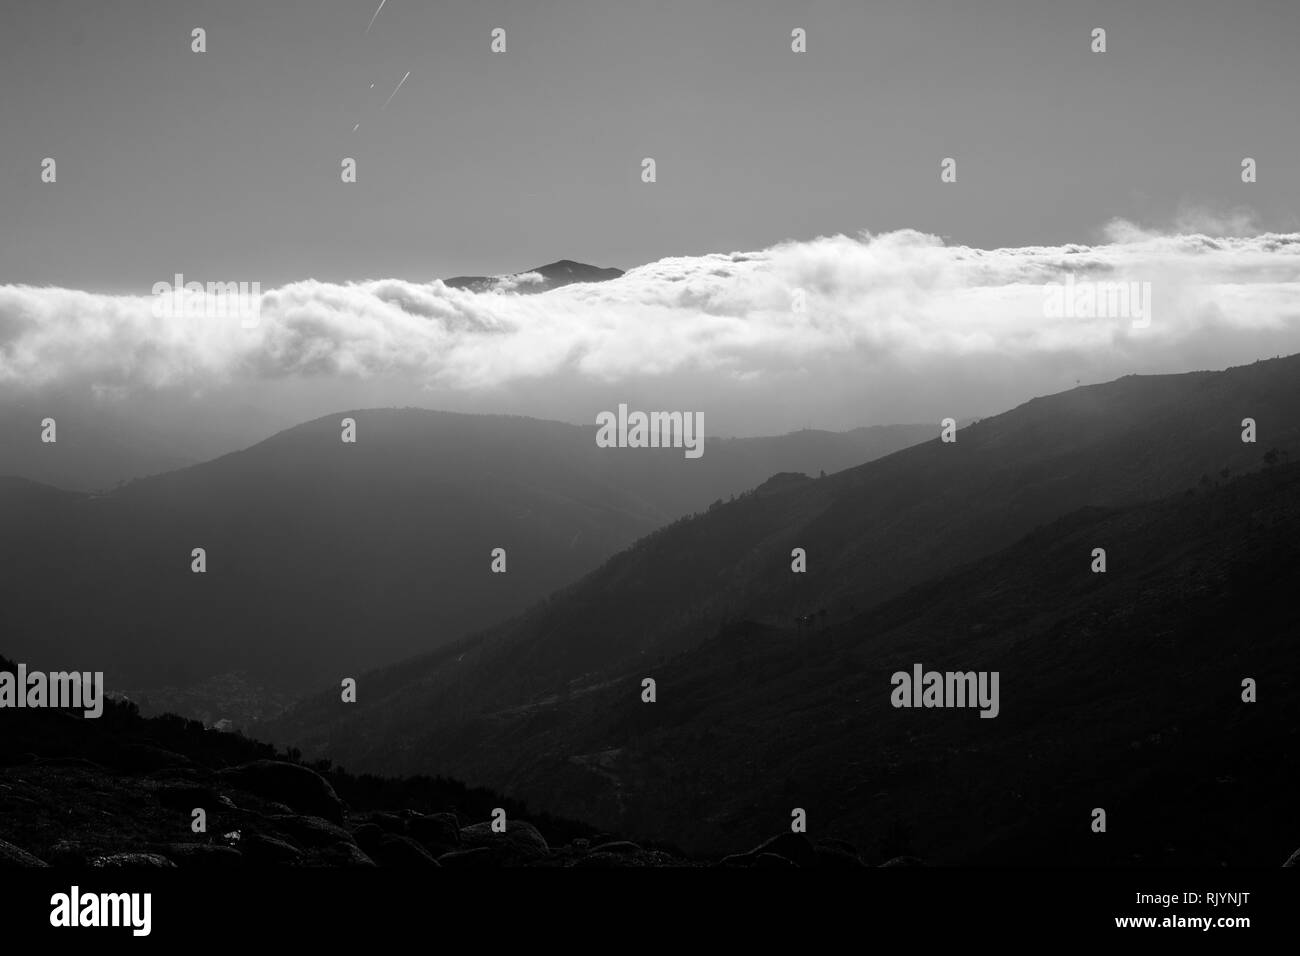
(0, 408), (933, 709)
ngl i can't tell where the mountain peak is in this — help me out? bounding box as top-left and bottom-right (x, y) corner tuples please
(443, 259), (623, 295)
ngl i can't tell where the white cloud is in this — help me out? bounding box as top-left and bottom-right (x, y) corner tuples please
(2, 227), (1299, 431)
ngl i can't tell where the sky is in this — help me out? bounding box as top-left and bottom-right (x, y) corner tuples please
(1, 0), (1299, 443)
(2, 0), (1297, 289)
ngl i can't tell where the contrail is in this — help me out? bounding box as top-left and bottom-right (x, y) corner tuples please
(364, 0), (386, 35)
(381, 70), (410, 110)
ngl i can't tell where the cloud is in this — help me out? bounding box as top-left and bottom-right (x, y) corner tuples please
(2, 227), (1299, 413)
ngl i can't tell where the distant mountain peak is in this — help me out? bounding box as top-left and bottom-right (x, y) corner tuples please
(443, 259), (623, 295)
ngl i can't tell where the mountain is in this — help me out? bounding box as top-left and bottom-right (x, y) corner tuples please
(262, 355), (1300, 863)
(0, 393), (198, 493)
(0, 410), (931, 713)
(443, 259), (624, 294)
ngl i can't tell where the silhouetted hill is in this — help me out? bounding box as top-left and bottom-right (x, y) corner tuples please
(263, 356), (1300, 863)
(0, 409), (929, 711)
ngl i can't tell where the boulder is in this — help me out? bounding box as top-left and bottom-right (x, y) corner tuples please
(437, 847), (497, 869)
(219, 761), (346, 823)
(747, 833), (816, 867)
(33, 756), (106, 772)
(88, 853), (176, 868)
(350, 823), (386, 856)
(813, 843), (864, 868)
(409, 813), (460, 853)
(155, 844), (243, 868)
(573, 851), (630, 868)
(459, 820), (549, 862)
(242, 833), (303, 865)
(363, 811), (407, 834)
(112, 744), (194, 773)
(590, 840), (642, 855)
(305, 842), (375, 867)
(0, 837), (47, 867)
(370, 834), (440, 867)
(45, 840), (94, 866)
(155, 784), (222, 811)
(264, 814), (355, 849)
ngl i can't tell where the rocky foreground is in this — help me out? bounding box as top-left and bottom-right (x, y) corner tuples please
(0, 757), (906, 868)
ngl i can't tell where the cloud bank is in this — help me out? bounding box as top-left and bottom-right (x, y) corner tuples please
(3, 226), (1300, 433)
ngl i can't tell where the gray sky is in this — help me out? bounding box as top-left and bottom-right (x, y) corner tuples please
(2, 0), (1297, 290)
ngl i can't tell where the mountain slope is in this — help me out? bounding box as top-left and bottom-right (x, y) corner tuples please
(262, 356), (1300, 862)
(274, 460), (1300, 864)
(0, 410), (929, 708)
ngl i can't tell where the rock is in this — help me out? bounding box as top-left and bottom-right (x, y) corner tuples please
(573, 851), (630, 868)
(879, 856), (925, 867)
(88, 853), (176, 868)
(45, 841), (93, 866)
(306, 842), (375, 867)
(242, 833), (303, 865)
(818, 837), (860, 856)
(144, 767), (213, 783)
(0, 837), (47, 867)
(748, 833), (816, 867)
(155, 785), (222, 811)
(409, 813), (460, 853)
(33, 756), (106, 772)
(459, 820), (549, 862)
(813, 844), (864, 868)
(1284, 847), (1300, 867)
(154, 844), (243, 868)
(590, 840), (642, 855)
(219, 761), (346, 824)
(370, 834), (439, 867)
(715, 853), (754, 868)
(363, 811), (407, 834)
(113, 744), (194, 773)
(753, 852), (799, 868)
(265, 814), (355, 849)
(437, 847), (497, 869)
(350, 823), (386, 856)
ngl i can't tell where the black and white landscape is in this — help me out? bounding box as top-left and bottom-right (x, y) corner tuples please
(2, 1), (1299, 931)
